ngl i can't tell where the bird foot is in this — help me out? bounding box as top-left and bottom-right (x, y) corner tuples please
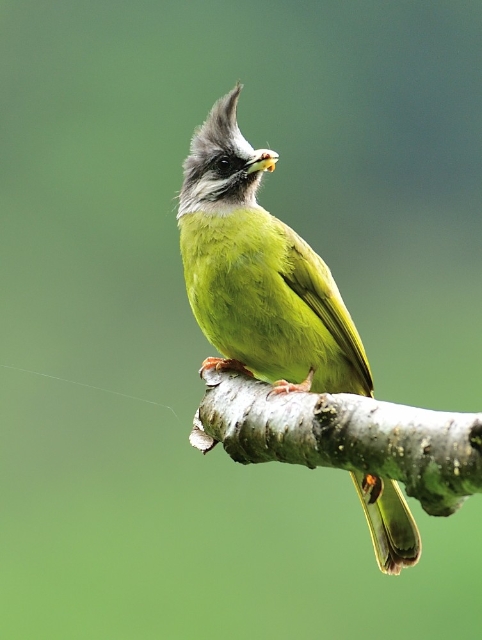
(199, 357), (253, 378)
(269, 368), (314, 395)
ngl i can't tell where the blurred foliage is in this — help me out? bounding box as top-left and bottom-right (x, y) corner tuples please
(1, 1), (482, 638)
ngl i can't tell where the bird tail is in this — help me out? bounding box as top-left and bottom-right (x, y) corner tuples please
(350, 470), (421, 575)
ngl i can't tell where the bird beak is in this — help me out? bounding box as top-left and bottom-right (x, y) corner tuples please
(246, 149), (279, 174)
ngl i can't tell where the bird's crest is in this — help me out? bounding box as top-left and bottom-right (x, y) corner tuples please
(189, 83), (243, 157)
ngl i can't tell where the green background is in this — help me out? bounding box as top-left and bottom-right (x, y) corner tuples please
(2, 2), (482, 638)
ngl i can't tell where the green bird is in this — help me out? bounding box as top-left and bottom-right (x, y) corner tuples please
(178, 84), (421, 574)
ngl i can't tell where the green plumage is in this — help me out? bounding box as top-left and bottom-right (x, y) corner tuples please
(178, 84), (421, 574)
(180, 207), (370, 394)
(180, 206), (420, 574)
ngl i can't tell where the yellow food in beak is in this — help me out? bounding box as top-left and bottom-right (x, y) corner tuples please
(246, 149), (279, 174)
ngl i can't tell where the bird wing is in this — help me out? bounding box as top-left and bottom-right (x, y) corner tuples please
(278, 221), (373, 396)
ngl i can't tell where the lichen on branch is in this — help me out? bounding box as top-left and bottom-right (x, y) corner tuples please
(190, 369), (482, 517)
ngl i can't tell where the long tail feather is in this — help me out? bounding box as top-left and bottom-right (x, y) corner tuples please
(350, 471), (421, 575)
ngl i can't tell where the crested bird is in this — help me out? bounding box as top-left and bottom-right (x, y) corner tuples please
(177, 84), (421, 574)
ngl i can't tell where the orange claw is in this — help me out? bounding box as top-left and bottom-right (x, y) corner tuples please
(199, 357), (253, 378)
(269, 368), (314, 395)
(362, 474), (384, 504)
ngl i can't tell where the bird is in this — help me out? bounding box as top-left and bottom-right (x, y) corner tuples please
(177, 83), (421, 574)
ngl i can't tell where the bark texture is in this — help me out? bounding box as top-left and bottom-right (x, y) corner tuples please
(190, 369), (482, 517)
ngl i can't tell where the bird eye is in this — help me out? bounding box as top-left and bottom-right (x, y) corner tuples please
(216, 156), (233, 173)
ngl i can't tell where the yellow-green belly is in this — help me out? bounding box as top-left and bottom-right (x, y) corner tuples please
(179, 208), (363, 394)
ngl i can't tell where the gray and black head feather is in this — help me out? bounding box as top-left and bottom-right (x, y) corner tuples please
(178, 84), (263, 216)
(188, 82), (244, 160)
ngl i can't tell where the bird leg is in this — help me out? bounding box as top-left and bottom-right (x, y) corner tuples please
(199, 357), (253, 378)
(269, 367), (315, 395)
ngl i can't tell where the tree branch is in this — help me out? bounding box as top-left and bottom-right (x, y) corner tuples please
(190, 369), (482, 517)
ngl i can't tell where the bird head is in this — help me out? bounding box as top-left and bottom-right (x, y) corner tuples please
(178, 84), (278, 217)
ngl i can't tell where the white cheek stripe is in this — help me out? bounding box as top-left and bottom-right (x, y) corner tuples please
(192, 174), (230, 200)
